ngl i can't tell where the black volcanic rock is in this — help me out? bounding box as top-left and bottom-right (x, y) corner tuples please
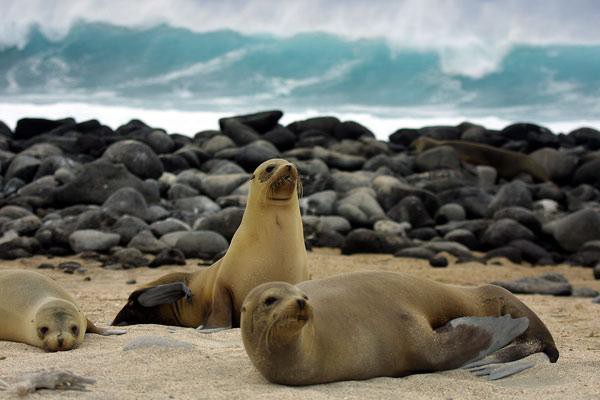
(333, 121), (375, 140)
(569, 127), (600, 150)
(501, 123), (559, 151)
(262, 126), (296, 151)
(287, 116), (340, 136)
(341, 228), (408, 255)
(223, 110), (283, 134)
(220, 118), (260, 145)
(14, 118), (75, 140)
(492, 273), (572, 296)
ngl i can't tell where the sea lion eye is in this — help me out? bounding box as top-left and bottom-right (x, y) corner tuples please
(265, 165), (275, 173)
(71, 325), (79, 336)
(38, 326), (49, 337)
(264, 296), (278, 306)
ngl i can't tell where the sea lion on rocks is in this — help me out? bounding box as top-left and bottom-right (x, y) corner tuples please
(241, 271), (558, 385)
(0, 270), (125, 352)
(112, 159), (308, 330)
(412, 136), (549, 182)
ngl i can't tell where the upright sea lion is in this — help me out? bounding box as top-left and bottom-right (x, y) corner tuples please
(0, 270), (125, 352)
(412, 136), (549, 182)
(241, 271), (558, 385)
(112, 159), (308, 330)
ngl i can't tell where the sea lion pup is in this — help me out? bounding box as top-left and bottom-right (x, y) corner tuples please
(412, 136), (549, 182)
(112, 159), (308, 330)
(0, 270), (125, 352)
(241, 271), (558, 385)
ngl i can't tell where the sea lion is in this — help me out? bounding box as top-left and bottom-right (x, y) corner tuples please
(412, 136), (549, 182)
(0, 270), (125, 352)
(241, 271), (558, 385)
(112, 159), (309, 330)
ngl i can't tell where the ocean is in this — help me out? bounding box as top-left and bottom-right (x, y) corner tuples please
(1, 22), (600, 137)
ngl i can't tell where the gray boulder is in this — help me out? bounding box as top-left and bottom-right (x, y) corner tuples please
(69, 229), (120, 253)
(103, 140), (163, 179)
(543, 208), (600, 252)
(174, 231), (229, 259)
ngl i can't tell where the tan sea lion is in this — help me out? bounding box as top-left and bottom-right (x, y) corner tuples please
(0, 269), (125, 352)
(412, 136), (549, 182)
(112, 159), (309, 330)
(241, 271), (558, 385)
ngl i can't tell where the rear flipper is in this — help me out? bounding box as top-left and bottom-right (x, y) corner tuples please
(86, 319), (127, 336)
(447, 315), (529, 365)
(466, 353), (549, 380)
(427, 315), (529, 371)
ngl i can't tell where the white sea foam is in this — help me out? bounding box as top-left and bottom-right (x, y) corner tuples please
(2, 1), (600, 77)
(1, 101), (598, 139)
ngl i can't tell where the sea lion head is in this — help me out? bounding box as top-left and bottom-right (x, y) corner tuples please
(241, 282), (311, 350)
(35, 300), (85, 352)
(248, 159), (302, 205)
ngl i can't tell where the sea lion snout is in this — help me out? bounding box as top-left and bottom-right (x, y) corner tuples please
(296, 298), (306, 310)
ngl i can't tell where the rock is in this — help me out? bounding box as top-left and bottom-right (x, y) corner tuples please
(14, 117), (74, 140)
(363, 154), (412, 176)
(262, 126), (296, 151)
(201, 134), (236, 155)
(103, 140), (163, 179)
(444, 229), (479, 250)
(149, 248), (187, 268)
(17, 176), (58, 199)
(530, 148), (577, 182)
(373, 220), (410, 236)
(57, 261), (85, 274)
(481, 219), (534, 248)
(0, 206), (32, 219)
(2, 178), (26, 197)
(111, 248), (150, 268)
(54, 159), (159, 206)
(128, 230), (167, 254)
(572, 287), (599, 298)
(225, 110), (283, 134)
(435, 203), (466, 224)
(484, 246), (523, 263)
(159, 154), (190, 173)
(509, 239), (553, 265)
(395, 247), (435, 260)
(476, 166), (497, 190)
(418, 126), (461, 140)
(333, 121), (375, 140)
(487, 180), (533, 215)
(1, 215), (41, 236)
(408, 227), (439, 241)
(573, 159), (600, 186)
(341, 228), (408, 255)
(102, 187), (150, 220)
(160, 231), (189, 248)
(331, 171), (372, 192)
(389, 128), (420, 147)
(5, 155), (40, 182)
(336, 188), (386, 227)
(373, 176), (439, 214)
(300, 190), (337, 215)
(287, 116), (340, 136)
(501, 123), (559, 151)
(416, 146), (460, 171)
(543, 209), (600, 252)
(69, 230), (121, 253)
(235, 140), (280, 171)
(422, 241), (473, 259)
(150, 218), (191, 237)
(387, 196), (433, 228)
(200, 173), (250, 199)
(569, 127), (600, 149)
(167, 183), (199, 200)
(194, 207), (244, 241)
(493, 207), (541, 232)
(174, 231), (229, 259)
(594, 296), (600, 304)
(429, 256), (448, 268)
(111, 216), (150, 245)
(594, 264), (600, 280)
(143, 129), (175, 154)
(492, 273), (572, 296)
(174, 196), (220, 215)
(220, 118), (260, 145)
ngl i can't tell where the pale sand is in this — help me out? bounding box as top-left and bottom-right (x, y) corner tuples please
(0, 249), (599, 399)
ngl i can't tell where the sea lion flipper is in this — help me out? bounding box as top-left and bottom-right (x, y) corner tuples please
(447, 315), (530, 366)
(468, 358), (536, 380)
(198, 284), (232, 332)
(137, 282), (192, 307)
(86, 319), (127, 336)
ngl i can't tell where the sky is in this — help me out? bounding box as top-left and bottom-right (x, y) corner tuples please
(2, 0), (600, 78)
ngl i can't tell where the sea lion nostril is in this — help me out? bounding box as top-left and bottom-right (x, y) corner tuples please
(287, 165), (292, 171)
(297, 299), (306, 309)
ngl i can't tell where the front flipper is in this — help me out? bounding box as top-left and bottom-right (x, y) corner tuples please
(137, 282), (192, 307)
(468, 358), (536, 380)
(196, 284), (232, 334)
(86, 319), (127, 336)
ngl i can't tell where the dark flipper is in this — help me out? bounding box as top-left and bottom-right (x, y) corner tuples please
(468, 358), (538, 380)
(137, 282), (192, 307)
(448, 315), (530, 366)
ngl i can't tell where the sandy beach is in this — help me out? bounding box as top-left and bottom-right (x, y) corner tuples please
(0, 249), (598, 399)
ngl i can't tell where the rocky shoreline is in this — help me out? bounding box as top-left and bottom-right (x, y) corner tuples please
(1, 111), (600, 284)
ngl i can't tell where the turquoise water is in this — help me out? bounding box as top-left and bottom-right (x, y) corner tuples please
(1, 22), (600, 132)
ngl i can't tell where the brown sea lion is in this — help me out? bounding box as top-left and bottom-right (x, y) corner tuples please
(0, 270), (125, 352)
(112, 159), (309, 330)
(412, 136), (550, 182)
(241, 271), (558, 385)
